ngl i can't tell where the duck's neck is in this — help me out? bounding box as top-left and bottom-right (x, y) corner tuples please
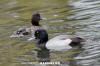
(38, 38), (48, 45)
(37, 38), (48, 49)
(31, 21), (40, 26)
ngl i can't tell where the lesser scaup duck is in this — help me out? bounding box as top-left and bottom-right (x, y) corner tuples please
(10, 12), (44, 38)
(28, 29), (85, 51)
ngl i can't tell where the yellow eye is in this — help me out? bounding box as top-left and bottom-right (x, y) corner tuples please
(36, 31), (39, 34)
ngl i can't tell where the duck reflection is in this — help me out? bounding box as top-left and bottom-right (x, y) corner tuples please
(36, 48), (50, 62)
(32, 47), (50, 62)
(32, 46), (84, 66)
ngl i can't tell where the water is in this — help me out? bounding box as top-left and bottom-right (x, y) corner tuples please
(0, 0), (100, 66)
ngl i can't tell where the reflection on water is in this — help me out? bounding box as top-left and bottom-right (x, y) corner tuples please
(0, 0), (100, 66)
(34, 48), (50, 62)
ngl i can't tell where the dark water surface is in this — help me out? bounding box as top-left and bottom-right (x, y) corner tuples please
(0, 0), (100, 66)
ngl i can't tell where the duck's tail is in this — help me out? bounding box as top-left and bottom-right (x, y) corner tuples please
(77, 37), (85, 42)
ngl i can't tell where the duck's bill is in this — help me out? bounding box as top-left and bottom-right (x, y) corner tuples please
(27, 35), (36, 41)
(40, 17), (47, 20)
(10, 34), (24, 38)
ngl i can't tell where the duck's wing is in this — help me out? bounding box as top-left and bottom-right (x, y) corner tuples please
(56, 35), (85, 48)
(53, 35), (85, 42)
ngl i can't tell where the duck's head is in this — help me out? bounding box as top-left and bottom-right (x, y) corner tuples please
(28, 29), (48, 43)
(31, 12), (42, 26)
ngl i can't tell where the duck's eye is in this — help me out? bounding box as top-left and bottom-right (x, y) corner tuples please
(36, 31), (39, 34)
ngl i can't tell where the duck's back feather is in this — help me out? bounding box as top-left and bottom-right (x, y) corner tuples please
(10, 26), (44, 38)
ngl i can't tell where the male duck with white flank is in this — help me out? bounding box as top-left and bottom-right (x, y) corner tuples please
(10, 12), (44, 38)
(28, 29), (85, 51)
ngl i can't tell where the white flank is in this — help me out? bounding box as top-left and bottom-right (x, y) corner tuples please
(46, 39), (72, 51)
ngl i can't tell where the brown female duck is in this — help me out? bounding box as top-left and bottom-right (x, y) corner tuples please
(10, 12), (44, 38)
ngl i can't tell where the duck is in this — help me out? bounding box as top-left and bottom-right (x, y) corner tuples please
(10, 12), (44, 38)
(28, 29), (85, 51)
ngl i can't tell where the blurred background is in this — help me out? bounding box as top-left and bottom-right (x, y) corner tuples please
(0, 0), (100, 66)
